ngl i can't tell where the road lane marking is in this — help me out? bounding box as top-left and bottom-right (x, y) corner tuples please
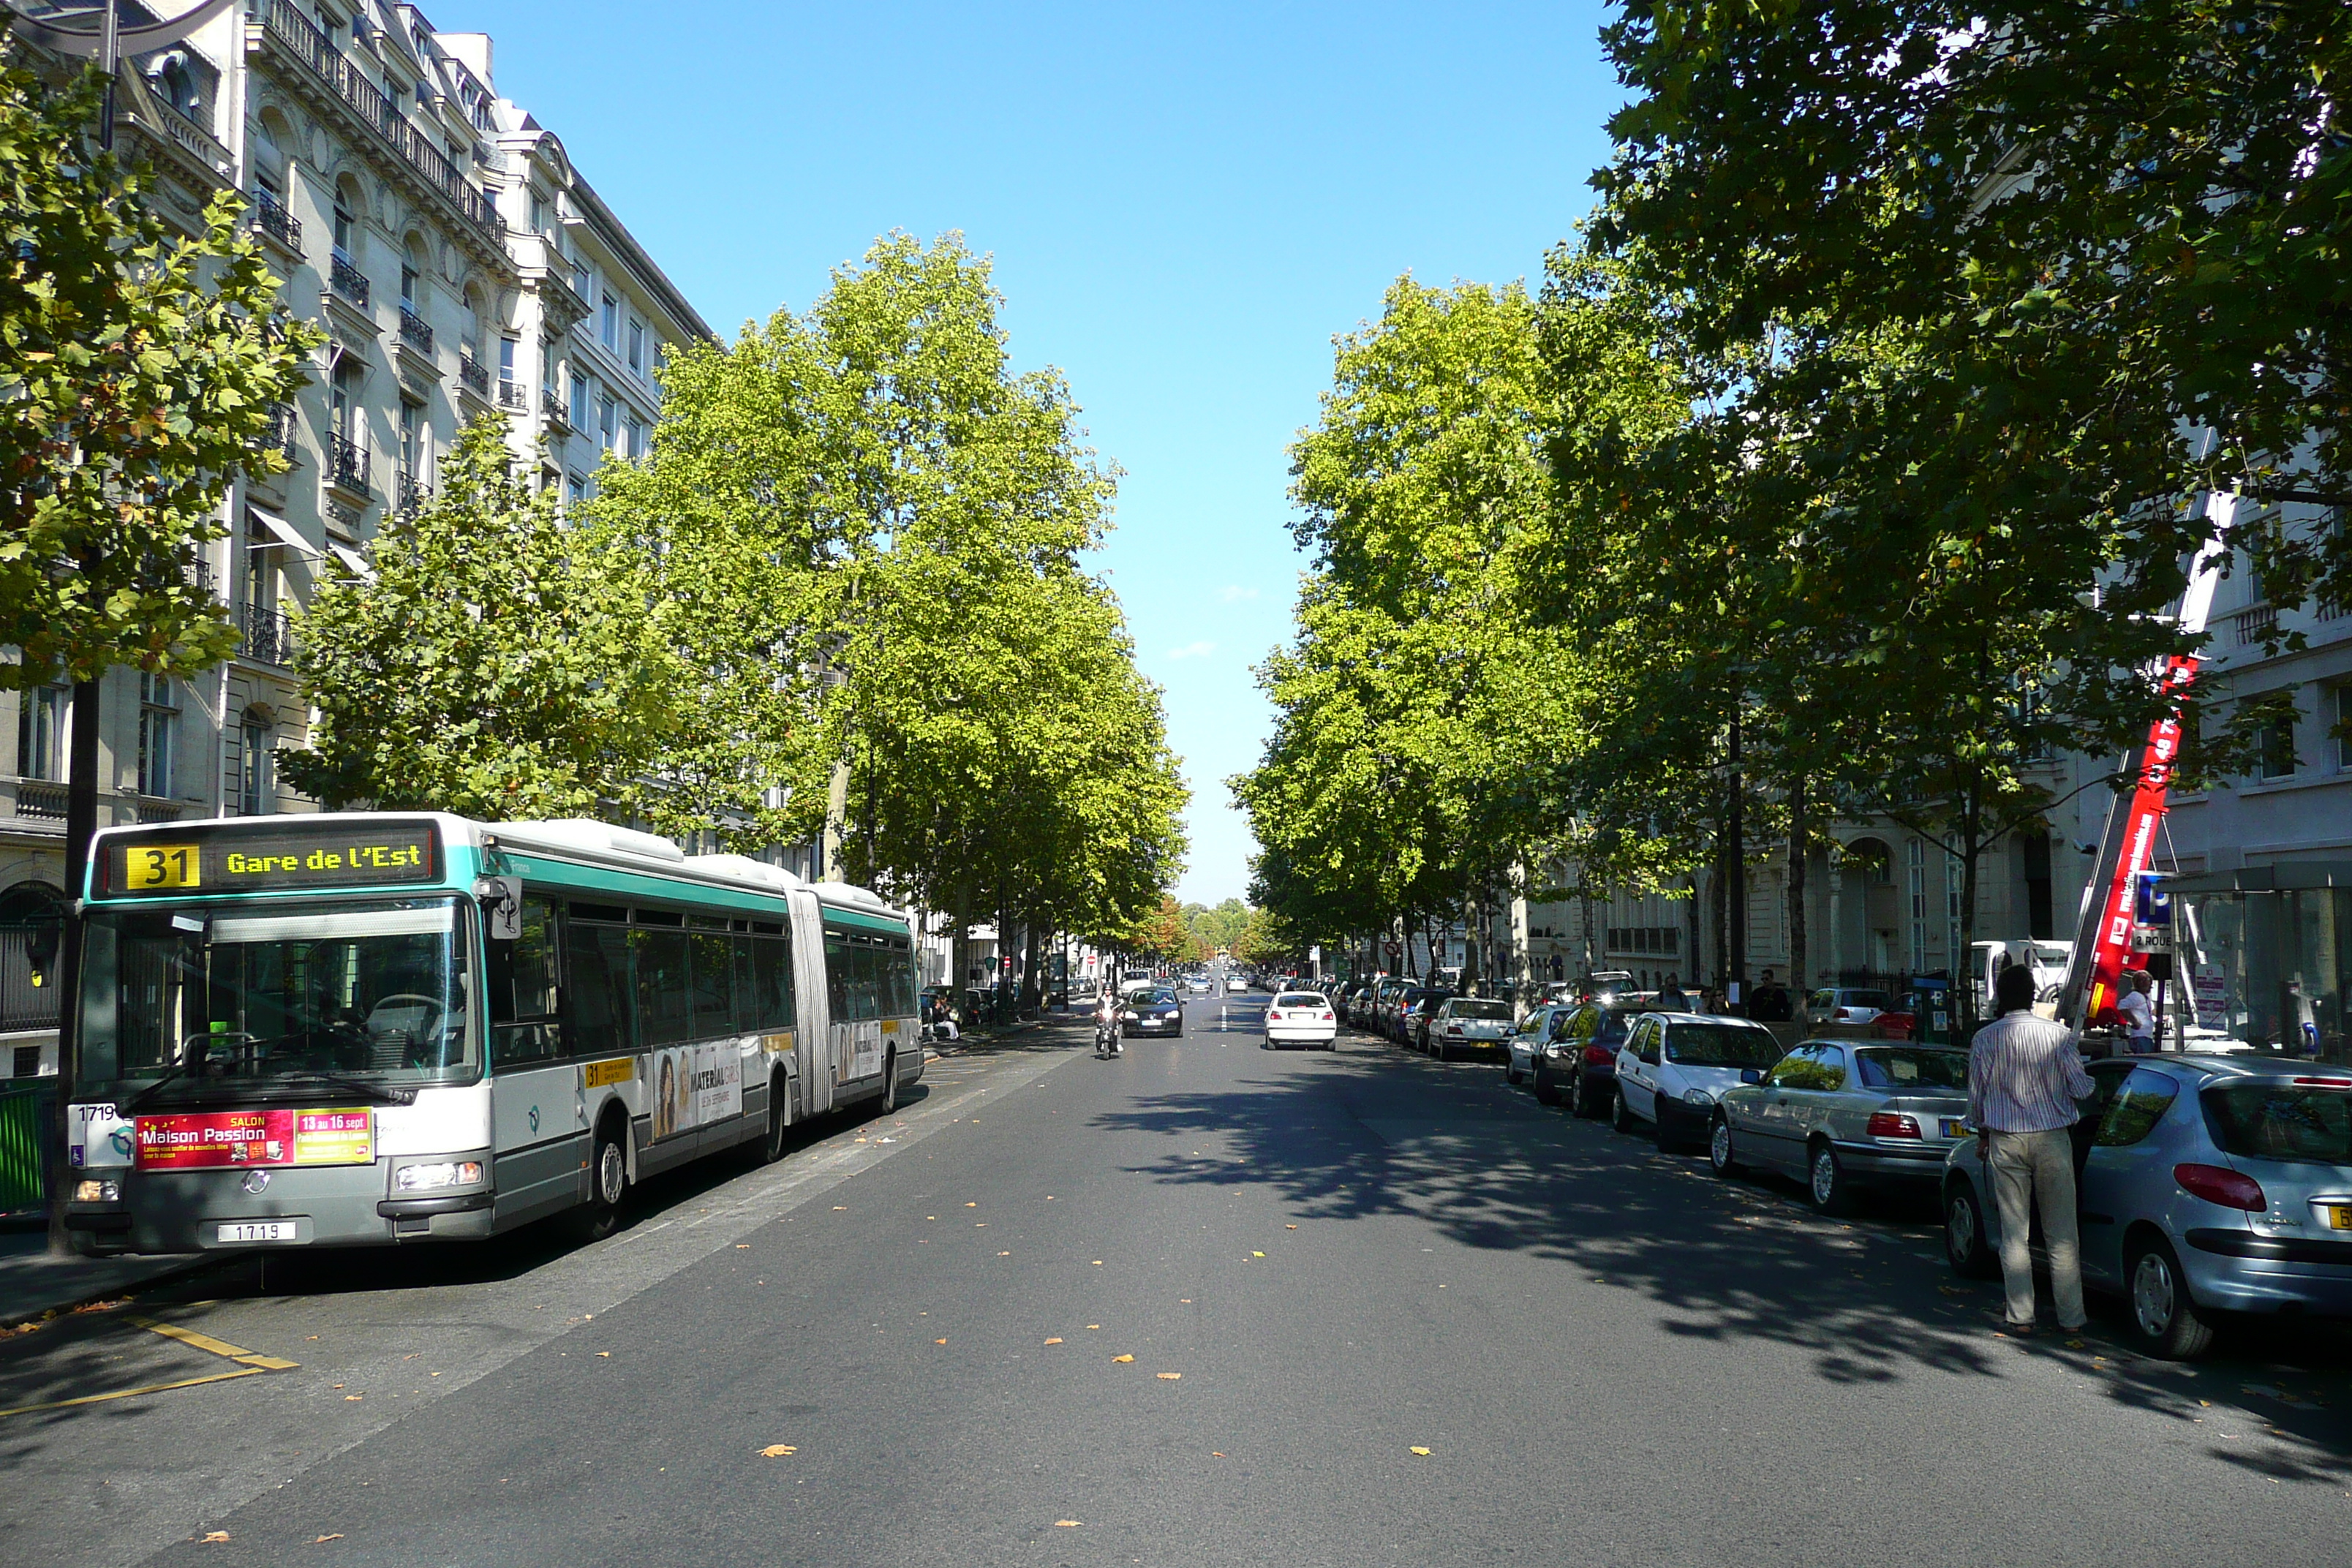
(0, 1316), (298, 1420)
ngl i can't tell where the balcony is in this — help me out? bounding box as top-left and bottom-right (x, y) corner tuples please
(13, 782), (67, 820)
(241, 604), (295, 666)
(252, 189), (301, 249)
(260, 402), (298, 463)
(329, 251), (370, 309)
(327, 433), (372, 500)
(254, 1), (505, 245)
(396, 471), (430, 519)
(497, 379), (527, 411)
(458, 354), (491, 397)
(542, 388), (570, 428)
(398, 306), (434, 354)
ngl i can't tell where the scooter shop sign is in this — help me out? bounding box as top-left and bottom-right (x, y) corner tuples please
(134, 1108), (374, 1170)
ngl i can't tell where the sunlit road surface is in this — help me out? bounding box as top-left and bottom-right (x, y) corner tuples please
(6, 994), (2348, 1567)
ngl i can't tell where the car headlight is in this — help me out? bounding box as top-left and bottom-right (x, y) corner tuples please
(395, 1160), (485, 1192)
(1681, 1088), (1715, 1107)
(1122, 1011), (1139, 1021)
(74, 1179), (120, 1204)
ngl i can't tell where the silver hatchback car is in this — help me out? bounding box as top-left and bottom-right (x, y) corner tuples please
(1942, 1054), (2352, 1359)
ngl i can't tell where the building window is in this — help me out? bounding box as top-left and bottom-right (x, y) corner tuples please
(500, 334), (519, 396)
(2334, 686), (2352, 772)
(625, 414), (644, 461)
(600, 293), (619, 350)
(598, 394), (617, 450)
(15, 685), (68, 783)
(1907, 838), (1926, 973)
(240, 721), (274, 817)
(627, 318), (645, 375)
(137, 674), (178, 799)
(400, 259), (418, 309)
(564, 471), (589, 510)
(331, 197), (355, 264)
(529, 191), (546, 234)
(2256, 715), (2298, 782)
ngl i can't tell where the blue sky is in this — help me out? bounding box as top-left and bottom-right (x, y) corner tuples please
(472, 1), (1622, 902)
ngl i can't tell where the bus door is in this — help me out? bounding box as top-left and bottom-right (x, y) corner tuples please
(787, 891), (835, 1116)
(489, 894), (589, 1223)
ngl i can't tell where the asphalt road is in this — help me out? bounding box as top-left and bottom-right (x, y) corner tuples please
(6, 993), (2350, 1567)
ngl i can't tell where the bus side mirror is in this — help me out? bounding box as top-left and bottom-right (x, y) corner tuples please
(475, 876), (522, 942)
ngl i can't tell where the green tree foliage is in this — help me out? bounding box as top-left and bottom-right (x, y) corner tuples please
(1237, 278), (1578, 965)
(588, 233), (1184, 942)
(283, 422), (676, 815)
(0, 50), (317, 690)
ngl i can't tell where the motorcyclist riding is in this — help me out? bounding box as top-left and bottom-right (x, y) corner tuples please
(1093, 987), (1123, 1058)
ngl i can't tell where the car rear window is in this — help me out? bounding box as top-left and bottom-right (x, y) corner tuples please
(2202, 1080), (2352, 1166)
(1844, 990), (1891, 1009)
(1855, 1048), (1968, 1091)
(1275, 993), (1326, 1007)
(1453, 1000), (1512, 1020)
(1663, 1023), (1784, 1068)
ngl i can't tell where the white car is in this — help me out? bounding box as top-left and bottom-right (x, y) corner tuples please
(1263, 991), (1337, 1049)
(1610, 1012), (1788, 1151)
(1808, 987), (1892, 1025)
(1226, 975), (1251, 993)
(1506, 1004), (1571, 1086)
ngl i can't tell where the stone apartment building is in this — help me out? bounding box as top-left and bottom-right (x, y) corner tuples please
(1, 1), (713, 1075)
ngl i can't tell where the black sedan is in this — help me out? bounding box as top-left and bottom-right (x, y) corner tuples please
(1121, 986), (1185, 1037)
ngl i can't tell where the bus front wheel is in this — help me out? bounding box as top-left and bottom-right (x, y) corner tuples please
(573, 1121), (628, 1242)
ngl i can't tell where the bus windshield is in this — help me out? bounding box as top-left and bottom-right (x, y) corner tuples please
(77, 897), (475, 1105)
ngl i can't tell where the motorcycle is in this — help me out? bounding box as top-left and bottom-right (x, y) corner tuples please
(1094, 1013), (1123, 1058)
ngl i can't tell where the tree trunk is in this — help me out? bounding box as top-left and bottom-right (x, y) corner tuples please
(1957, 781), (1983, 1042)
(1788, 773), (1809, 1024)
(1686, 872), (1703, 995)
(1711, 822), (1730, 992)
(1021, 920), (1043, 1012)
(950, 894), (973, 1019)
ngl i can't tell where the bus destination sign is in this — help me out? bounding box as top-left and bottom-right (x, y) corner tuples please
(101, 822), (440, 898)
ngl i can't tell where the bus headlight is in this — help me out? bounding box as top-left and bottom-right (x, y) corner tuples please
(74, 1179), (120, 1203)
(395, 1161), (484, 1191)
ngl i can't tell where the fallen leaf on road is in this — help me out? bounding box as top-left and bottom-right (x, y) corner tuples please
(735, 1244), (750, 1249)
(1180, 1300), (1191, 1304)
(935, 1338), (948, 1344)
(1055, 1520), (1080, 1527)
(967, 1202), (978, 1207)
(313, 1534), (343, 1542)
(998, 1251), (1011, 1256)
(1158, 1373), (1181, 1380)
(1112, 1354), (1134, 1363)
(344, 1395), (361, 1401)
(1251, 1251), (1265, 1258)
(832, 1206), (848, 1211)
(331, 1384), (344, 1389)
(2066, 1338), (2087, 1349)
(596, 1352), (611, 1358)
(1213, 1452), (1224, 1458)
(201, 1531), (230, 1542)
(1086, 1324), (1100, 1330)
(1286, 1224), (1298, 1229)
(1409, 1447), (1431, 1456)
(1044, 1338), (1063, 1345)
(759, 1445), (797, 1457)
(976, 1222), (986, 1227)
(1091, 1260), (1103, 1266)
(854, 1137), (867, 1142)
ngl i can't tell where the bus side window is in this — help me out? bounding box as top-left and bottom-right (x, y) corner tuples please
(825, 931), (849, 1022)
(689, 929), (735, 1039)
(889, 941), (916, 1017)
(756, 934), (794, 1030)
(633, 927), (692, 1047)
(731, 935), (760, 1034)
(491, 895), (562, 1066)
(564, 916), (632, 1057)
(853, 941), (881, 1022)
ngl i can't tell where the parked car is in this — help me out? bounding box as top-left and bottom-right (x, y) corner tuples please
(1393, 988), (1450, 1046)
(1264, 990), (1338, 1050)
(1425, 997), (1515, 1060)
(1341, 984), (1376, 1027)
(1809, 987), (1893, 1025)
(1610, 1013), (1787, 1151)
(1371, 977), (1415, 1036)
(1942, 1055), (2352, 1359)
(1709, 1042), (1971, 1214)
(1537, 1002), (1643, 1115)
(1120, 986), (1185, 1038)
(1506, 1004), (1572, 1085)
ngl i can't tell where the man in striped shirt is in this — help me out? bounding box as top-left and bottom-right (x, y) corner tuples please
(1969, 964), (2096, 1335)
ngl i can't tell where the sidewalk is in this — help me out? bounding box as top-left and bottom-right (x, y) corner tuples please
(0, 1221), (211, 1326)
(929, 1009), (1084, 1058)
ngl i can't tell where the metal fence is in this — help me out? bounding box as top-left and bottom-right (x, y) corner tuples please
(0, 1081), (55, 1215)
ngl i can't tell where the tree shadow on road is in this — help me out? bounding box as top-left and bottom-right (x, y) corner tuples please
(1092, 1044), (2352, 1474)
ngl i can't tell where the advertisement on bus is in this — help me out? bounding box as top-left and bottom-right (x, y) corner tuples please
(649, 1044), (743, 1141)
(132, 1107), (374, 1170)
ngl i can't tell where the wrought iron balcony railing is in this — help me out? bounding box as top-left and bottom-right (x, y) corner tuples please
(329, 250), (370, 309)
(397, 471), (429, 519)
(497, 379), (527, 410)
(327, 433), (372, 498)
(542, 388), (570, 426)
(398, 307), (434, 353)
(458, 354), (491, 396)
(241, 604), (295, 666)
(252, 188), (301, 249)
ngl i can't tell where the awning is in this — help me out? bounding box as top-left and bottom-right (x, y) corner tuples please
(327, 540), (374, 581)
(246, 508), (320, 557)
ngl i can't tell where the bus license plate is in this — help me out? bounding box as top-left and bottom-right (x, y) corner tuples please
(217, 1221), (295, 1243)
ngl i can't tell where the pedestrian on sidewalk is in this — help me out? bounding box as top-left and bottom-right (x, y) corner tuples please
(1969, 963), (2095, 1336)
(2116, 969), (2156, 1052)
(1657, 973), (1689, 1010)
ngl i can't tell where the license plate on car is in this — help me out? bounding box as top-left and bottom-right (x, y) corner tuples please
(2326, 1206), (2352, 1232)
(1941, 1119), (1967, 1139)
(216, 1221), (295, 1243)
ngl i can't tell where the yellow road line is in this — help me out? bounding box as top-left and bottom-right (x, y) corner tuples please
(0, 1365), (270, 1420)
(128, 1315), (301, 1371)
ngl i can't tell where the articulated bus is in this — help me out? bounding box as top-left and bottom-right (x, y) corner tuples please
(61, 813), (923, 1256)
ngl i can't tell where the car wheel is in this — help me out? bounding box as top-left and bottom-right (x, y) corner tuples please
(1570, 1073), (1598, 1119)
(2127, 1235), (2217, 1360)
(1807, 1140), (1855, 1217)
(1611, 1085), (1635, 1135)
(1708, 1114), (1740, 1177)
(1505, 1060), (1523, 1085)
(1532, 1071), (1561, 1107)
(1943, 1180), (1997, 1279)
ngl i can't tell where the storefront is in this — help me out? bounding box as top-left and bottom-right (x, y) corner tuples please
(2163, 862), (2351, 1064)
